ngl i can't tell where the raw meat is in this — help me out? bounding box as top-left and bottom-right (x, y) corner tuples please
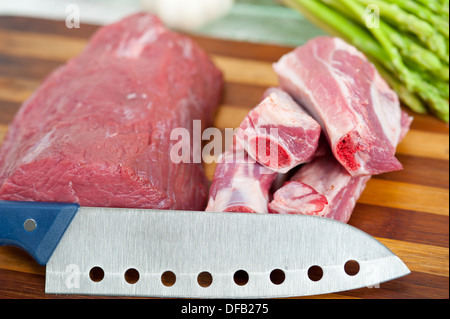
(273, 36), (406, 177)
(268, 181), (329, 217)
(235, 87), (321, 173)
(269, 112), (412, 223)
(269, 142), (371, 223)
(0, 13), (223, 210)
(205, 141), (277, 214)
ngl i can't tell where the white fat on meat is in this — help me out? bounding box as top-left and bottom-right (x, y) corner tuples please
(273, 36), (407, 177)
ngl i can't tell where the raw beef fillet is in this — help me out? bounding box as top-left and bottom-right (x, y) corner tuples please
(0, 13), (223, 210)
(205, 141), (277, 214)
(235, 87), (321, 173)
(273, 36), (406, 177)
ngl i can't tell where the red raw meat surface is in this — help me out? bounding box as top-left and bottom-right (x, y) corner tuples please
(274, 37), (410, 177)
(0, 13), (223, 210)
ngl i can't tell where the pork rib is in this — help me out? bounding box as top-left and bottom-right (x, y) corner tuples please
(235, 87), (321, 173)
(0, 13), (223, 210)
(269, 143), (371, 223)
(273, 37), (406, 177)
(205, 142), (277, 214)
(269, 111), (412, 223)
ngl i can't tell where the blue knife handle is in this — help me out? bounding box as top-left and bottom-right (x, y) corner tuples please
(0, 201), (80, 265)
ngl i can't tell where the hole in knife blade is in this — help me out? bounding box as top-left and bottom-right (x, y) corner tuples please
(270, 269), (285, 285)
(124, 268), (140, 284)
(89, 267), (105, 282)
(233, 270), (249, 286)
(161, 271), (176, 287)
(344, 260), (360, 276)
(197, 271), (213, 288)
(307, 265), (323, 282)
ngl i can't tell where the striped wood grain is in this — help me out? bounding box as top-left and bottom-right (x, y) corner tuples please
(0, 16), (447, 299)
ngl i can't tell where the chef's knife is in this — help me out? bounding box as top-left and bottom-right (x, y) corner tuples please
(0, 200), (410, 298)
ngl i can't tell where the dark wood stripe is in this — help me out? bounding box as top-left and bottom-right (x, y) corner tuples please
(0, 15), (98, 39)
(404, 109), (450, 135)
(191, 35), (294, 62)
(338, 271), (449, 299)
(0, 53), (63, 81)
(349, 204), (449, 248)
(222, 82), (267, 108)
(0, 100), (20, 124)
(0, 269), (144, 299)
(1, 268), (447, 299)
(376, 154), (449, 189)
(0, 269), (46, 299)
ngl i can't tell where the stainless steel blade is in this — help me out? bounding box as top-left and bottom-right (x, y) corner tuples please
(45, 207), (410, 298)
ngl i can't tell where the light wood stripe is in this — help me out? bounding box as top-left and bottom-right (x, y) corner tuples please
(0, 247), (45, 276)
(378, 238), (449, 277)
(213, 104), (251, 129)
(0, 76), (36, 103)
(0, 124), (7, 145)
(397, 130), (449, 161)
(211, 55), (278, 87)
(0, 29), (85, 62)
(360, 179), (449, 216)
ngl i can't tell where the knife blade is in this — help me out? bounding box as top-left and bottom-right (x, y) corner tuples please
(0, 200), (410, 298)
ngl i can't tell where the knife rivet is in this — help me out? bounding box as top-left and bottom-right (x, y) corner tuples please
(23, 219), (36, 232)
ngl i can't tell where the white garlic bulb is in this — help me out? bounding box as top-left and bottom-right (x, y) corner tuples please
(141, 0), (235, 31)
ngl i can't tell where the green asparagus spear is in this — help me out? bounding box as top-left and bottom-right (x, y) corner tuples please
(384, 0), (449, 38)
(281, 0), (390, 63)
(374, 23), (449, 81)
(416, 0), (449, 17)
(339, 0), (449, 121)
(406, 61), (450, 99)
(323, 0), (449, 81)
(358, 0), (449, 64)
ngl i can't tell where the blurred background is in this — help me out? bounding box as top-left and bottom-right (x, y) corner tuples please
(1, 0), (447, 120)
(0, 0), (325, 46)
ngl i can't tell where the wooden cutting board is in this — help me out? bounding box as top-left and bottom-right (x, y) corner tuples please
(0, 16), (448, 299)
